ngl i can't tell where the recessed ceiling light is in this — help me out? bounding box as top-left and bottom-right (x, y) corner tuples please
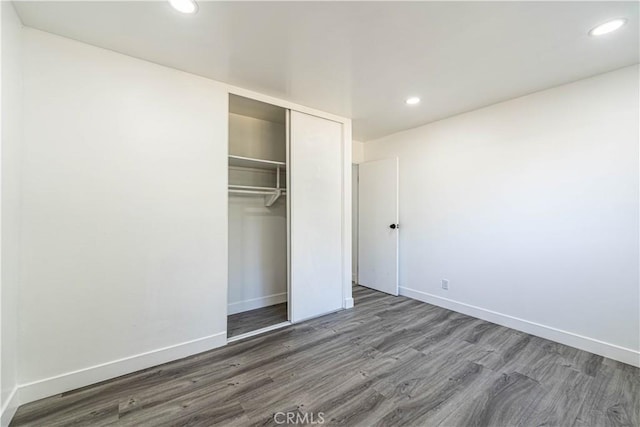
(169, 0), (198, 14)
(405, 97), (421, 105)
(589, 18), (627, 36)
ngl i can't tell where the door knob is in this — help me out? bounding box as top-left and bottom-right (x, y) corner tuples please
(389, 224), (398, 229)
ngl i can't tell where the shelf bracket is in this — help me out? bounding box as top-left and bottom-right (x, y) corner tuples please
(265, 189), (283, 207)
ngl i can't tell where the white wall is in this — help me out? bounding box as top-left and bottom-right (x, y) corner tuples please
(364, 65), (640, 366)
(229, 113), (285, 161)
(1, 2), (23, 424)
(352, 140), (364, 164)
(228, 197), (287, 314)
(228, 114), (287, 314)
(19, 28), (229, 401)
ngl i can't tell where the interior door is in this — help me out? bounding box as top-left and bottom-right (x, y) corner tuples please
(290, 111), (344, 322)
(358, 158), (399, 295)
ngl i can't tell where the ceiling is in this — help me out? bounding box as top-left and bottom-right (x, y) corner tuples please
(14, 1), (639, 141)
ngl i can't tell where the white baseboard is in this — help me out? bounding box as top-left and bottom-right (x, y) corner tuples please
(228, 292), (287, 315)
(399, 286), (640, 367)
(344, 297), (354, 309)
(1, 387), (19, 427)
(18, 331), (227, 406)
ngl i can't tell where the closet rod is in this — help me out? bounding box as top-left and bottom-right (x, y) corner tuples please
(229, 184), (284, 191)
(228, 189), (287, 195)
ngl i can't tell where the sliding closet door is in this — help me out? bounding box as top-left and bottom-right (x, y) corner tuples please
(290, 111), (343, 322)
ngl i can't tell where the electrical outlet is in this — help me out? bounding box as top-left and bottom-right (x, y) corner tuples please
(441, 279), (449, 290)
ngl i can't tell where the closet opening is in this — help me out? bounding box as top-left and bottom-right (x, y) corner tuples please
(227, 94), (290, 340)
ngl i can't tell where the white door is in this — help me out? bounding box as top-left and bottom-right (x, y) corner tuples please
(290, 111), (344, 322)
(358, 158), (399, 296)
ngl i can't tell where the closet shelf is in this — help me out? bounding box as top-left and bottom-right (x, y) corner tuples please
(229, 155), (286, 170)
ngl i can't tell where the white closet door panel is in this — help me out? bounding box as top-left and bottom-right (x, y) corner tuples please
(290, 111), (343, 322)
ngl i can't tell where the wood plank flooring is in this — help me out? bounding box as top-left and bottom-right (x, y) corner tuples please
(228, 303), (288, 338)
(11, 285), (640, 426)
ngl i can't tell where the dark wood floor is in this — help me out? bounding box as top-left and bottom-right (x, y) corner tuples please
(12, 285), (640, 426)
(228, 303), (288, 338)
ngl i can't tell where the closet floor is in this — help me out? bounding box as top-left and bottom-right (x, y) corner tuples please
(227, 303), (288, 338)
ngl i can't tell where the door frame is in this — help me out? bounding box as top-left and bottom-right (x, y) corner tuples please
(286, 108), (291, 322)
(352, 164), (359, 285)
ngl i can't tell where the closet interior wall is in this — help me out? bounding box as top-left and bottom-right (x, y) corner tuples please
(227, 96), (288, 321)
